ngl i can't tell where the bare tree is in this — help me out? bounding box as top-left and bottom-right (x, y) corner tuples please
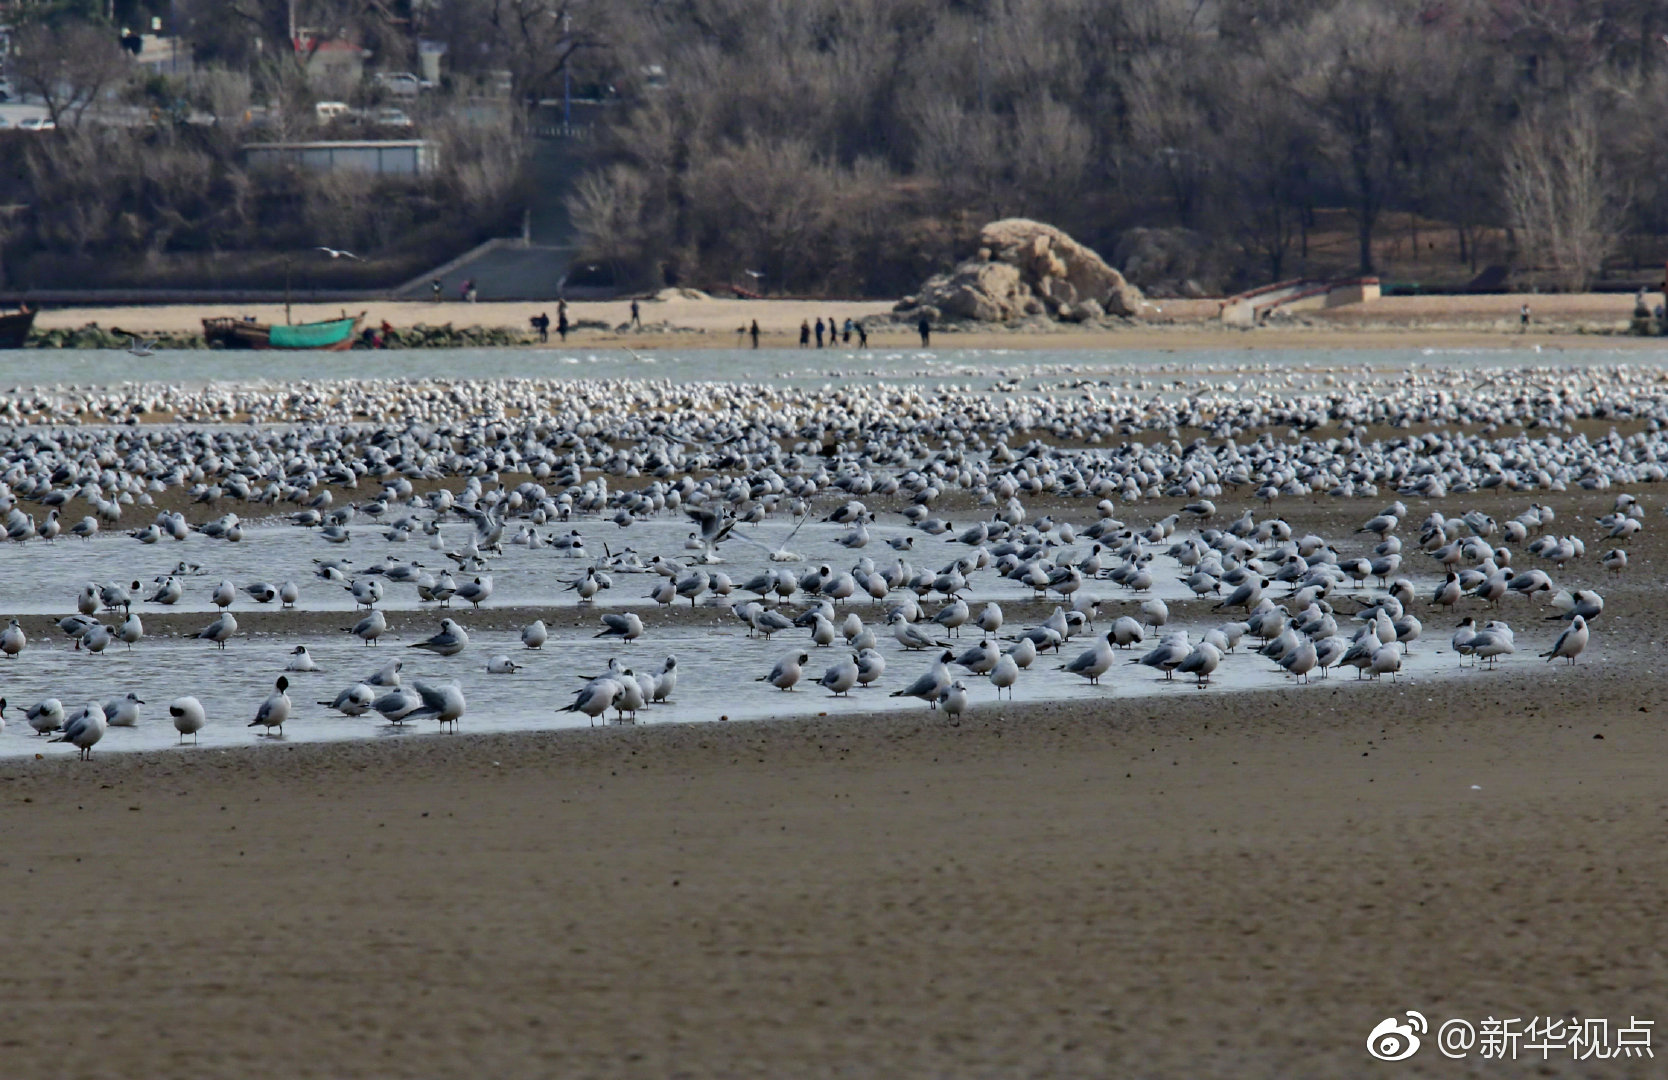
(10, 20), (133, 128)
(1502, 100), (1625, 291)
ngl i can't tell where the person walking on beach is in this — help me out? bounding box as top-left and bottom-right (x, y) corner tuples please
(1520, 302), (1530, 332)
(557, 308), (569, 342)
(531, 313), (549, 343)
(918, 314), (931, 347)
(749, 320), (760, 348)
(630, 299), (642, 329)
(856, 322), (868, 349)
(814, 317), (825, 348)
(799, 320), (810, 347)
(842, 318), (853, 344)
(431, 279), (442, 303)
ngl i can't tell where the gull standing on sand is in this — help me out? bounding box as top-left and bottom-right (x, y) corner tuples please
(406, 681), (466, 731)
(562, 679), (621, 724)
(759, 652), (808, 691)
(348, 608), (387, 646)
(192, 612), (237, 650)
(818, 655), (860, 696)
(596, 612), (644, 642)
(890, 650), (954, 707)
(248, 677), (292, 736)
(1060, 631), (1117, 685)
(1541, 615), (1588, 664)
(521, 620), (548, 649)
(989, 652), (1019, 698)
(51, 702), (107, 759)
(170, 697), (205, 744)
(937, 680), (969, 720)
(855, 648), (887, 686)
(1, 618), (25, 657)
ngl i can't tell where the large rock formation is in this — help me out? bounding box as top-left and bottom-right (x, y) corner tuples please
(897, 219), (1143, 323)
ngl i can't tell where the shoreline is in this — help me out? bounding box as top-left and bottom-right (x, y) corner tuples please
(21, 293), (1668, 353)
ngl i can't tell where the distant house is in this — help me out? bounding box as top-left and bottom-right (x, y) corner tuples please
(244, 139), (438, 177)
(296, 36), (368, 98)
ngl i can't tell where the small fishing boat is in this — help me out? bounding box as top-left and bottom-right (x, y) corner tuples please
(202, 312), (364, 350)
(0, 305), (37, 349)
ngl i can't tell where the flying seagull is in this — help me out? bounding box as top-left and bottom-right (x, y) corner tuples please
(316, 247), (361, 260)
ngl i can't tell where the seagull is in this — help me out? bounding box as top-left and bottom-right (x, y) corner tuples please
(347, 609), (387, 646)
(51, 702), (107, 759)
(890, 650), (954, 707)
(285, 645), (319, 672)
(406, 681), (466, 731)
(316, 246), (361, 259)
(818, 655), (860, 696)
(989, 652), (1019, 697)
(487, 655), (521, 674)
(319, 683), (376, 716)
(1541, 615), (1588, 664)
(595, 612), (644, 641)
(192, 612), (238, 649)
(936, 680), (969, 720)
(248, 677), (292, 736)
(521, 620), (548, 649)
(370, 686), (422, 725)
(169, 697), (205, 744)
(758, 652), (808, 691)
(1060, 631), (1116, 685)
(0, 618), (25, 657)
(561, 679), (621, 724)
(410, 618), (469, 656)
(26, 698), (64, 735)
(103, 692), (144, 727)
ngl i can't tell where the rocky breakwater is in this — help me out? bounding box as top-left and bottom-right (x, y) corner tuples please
(895, 219), (1144, 324)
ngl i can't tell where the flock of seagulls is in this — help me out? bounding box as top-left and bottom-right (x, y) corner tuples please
(0, 360), (1645, 759)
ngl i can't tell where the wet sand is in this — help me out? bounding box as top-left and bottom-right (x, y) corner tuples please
(1, 664), (1661, 1078)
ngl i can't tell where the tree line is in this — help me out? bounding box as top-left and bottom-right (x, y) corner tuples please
(559, 0), (1668, 296)
(4, 0), (1667, 296)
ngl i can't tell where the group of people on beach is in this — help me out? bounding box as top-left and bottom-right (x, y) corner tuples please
(530, 301), (570, 343)
(798, 317), (869, 349)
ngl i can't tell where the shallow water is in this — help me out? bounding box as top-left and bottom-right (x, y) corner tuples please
(0, 614), (1501, 759)
(0, 344), (1573, 757)
(2, 342), (1655, 396)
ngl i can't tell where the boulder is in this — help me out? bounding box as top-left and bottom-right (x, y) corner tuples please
(897, 218), (1144, 323)
(912, 259), (1029, 322)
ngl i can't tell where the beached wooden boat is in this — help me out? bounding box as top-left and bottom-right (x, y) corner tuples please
(203, 313), (364, 350)
(0, 306), (37, 349)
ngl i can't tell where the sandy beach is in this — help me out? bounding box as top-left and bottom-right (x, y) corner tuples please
(2, 480), (1663, 1077)
(27, 291), (1666, 352)
(2, 666), (1660, 1079)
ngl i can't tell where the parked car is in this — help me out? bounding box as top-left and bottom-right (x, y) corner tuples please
(17, 116), (56, 132)
(372, 106), (414, 129)
(373, 72), (431, 99)
(315, 101), (351, 122)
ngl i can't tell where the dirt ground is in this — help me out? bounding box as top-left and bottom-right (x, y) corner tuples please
(2, 482), (1663, 1078)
